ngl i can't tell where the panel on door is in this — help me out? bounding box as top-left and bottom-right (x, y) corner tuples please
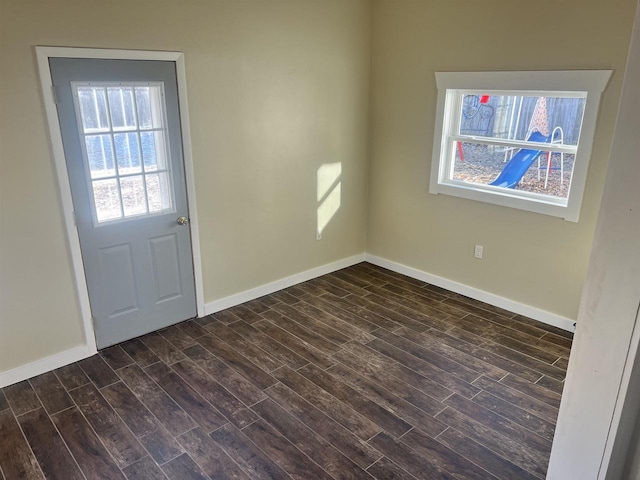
(50, 58), (196, 348)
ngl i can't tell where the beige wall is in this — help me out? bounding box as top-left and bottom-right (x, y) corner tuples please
(0, 0), (370, 373)
(1, 0), (636, 379)
(367, 0), (635, 320)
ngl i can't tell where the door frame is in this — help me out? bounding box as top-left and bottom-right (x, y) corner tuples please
(35, 46), (205, 355)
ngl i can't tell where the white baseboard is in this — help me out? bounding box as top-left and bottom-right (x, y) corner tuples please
(0, 345), (94, 388)
(204, 253), (366, 315)
(0, 250), (574, 388)
(364, 253), (576, 333)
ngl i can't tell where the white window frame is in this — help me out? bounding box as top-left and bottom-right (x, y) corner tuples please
(429, 70), (612, 222)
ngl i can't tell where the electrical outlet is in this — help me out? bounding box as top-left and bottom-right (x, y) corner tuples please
(474, 245), (483, 259)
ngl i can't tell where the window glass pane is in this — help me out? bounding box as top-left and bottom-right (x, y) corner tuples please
(140, 130), (168, 171)
(114, 132), (142, 175)
(135, 87), (152, 129)
(120, 175), (147, 217)
(146, 172), (173, 213)
(453, 141), (573, 199)
(135, 86), (164, 130)
(108, 87), (137, 130)
(77, 87), (109, 132)
(459, 94), (585, 146)
(85, 134), (115, 179)
(92, 178), (122, 222)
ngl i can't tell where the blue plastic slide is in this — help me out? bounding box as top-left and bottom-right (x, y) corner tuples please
(489, 131), (549, 189)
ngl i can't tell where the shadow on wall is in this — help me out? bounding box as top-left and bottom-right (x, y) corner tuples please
(317, 162), (342, 238)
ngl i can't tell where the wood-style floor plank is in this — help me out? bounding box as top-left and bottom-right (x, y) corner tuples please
(158, 324), (198, 351)
(272, 366), (382, 441)
(251, 399), (373, 480)
(183, 344), (267, 406)
(290, 300), (376, 344)
(122, 456), (167, 480)
(53, 363), (89, 391)
(471, 390), (556, 442)
(264, 306), (345, 353)
(210, 423), (291, 480)
(145, 362), (228, 433)
(100, 381), (183, 463)
(443, 394), (552, 456)
(4, 381), (42, 416)
(0, 409), (44, 480)
(161, 453), (208, 480)
(472, 375), (559, 425)
(0, 389), (9, 411)
(400, 428), (499, 480)
(436, 427), (540, 480)
(501, 373), (562, 408)
(364, 287), (451, 325)
(204, 322), (284, 372)
(435, 407), (548, 478)
(17, 408), (84, 480)
(170, 359), (257, 428)
(227, 320), (309, 369)
(393, 326), (508, 381)
(243, 419), (334, 480)
(425, 328), (544, 383)
(339, 341), (453, 402)
(140, 331), (187, 366)
(28, 372), (73, 415)
(537, 375), (565, 395)
(177, 320), (208, 340)
(0, 262), (572, 480)
(297, 362), (413, 438)
(331, 349), (444, 418)
(319, 293), (403, 331)
(366, 456), (417, 480)
(178, 427), (250, 480)
(197, 334), (277, 390)
(78, 354), (120, 388)
(265, 383), (381, 470)
(365, 337), (480, 398)
(371, 328), (482, 383)
(100, 345), (134, 371)
(226, 304), (265, 324)
(252, 319), (335, 369)
(326, 362), (447, 439)
(117, 364), (197, 436)
(68, 384), (146, 468)
(121, 339), (160, 367)
(51, 406), (126, 479)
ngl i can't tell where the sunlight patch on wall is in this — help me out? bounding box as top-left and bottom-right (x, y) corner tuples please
(317, 162), (342, 237)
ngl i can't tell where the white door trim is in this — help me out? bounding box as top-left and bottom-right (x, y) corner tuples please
(35, 46), (206, 356)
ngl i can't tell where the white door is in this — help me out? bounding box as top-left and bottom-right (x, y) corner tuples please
(50, 58), (196, 348)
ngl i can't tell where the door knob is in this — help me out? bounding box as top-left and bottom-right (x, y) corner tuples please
(177, 216), (189, 226)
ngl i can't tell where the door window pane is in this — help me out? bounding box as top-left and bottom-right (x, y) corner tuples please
(114, 132), (142, 175)
(107, 87), (137, 130)
(120, 175), (147, 217)
(77, 87), (109, 132)
(92, 179), (121, 222)
(146, 172), (173, 213)
(140, 130), (168, 171)
(73, 82), (176, 224)
(85, 134), (115, 178)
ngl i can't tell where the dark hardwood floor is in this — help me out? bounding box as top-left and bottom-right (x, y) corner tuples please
(0, 262), (572, 479)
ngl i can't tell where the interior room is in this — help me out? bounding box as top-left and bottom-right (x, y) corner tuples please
(2, 0), (640, 478)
